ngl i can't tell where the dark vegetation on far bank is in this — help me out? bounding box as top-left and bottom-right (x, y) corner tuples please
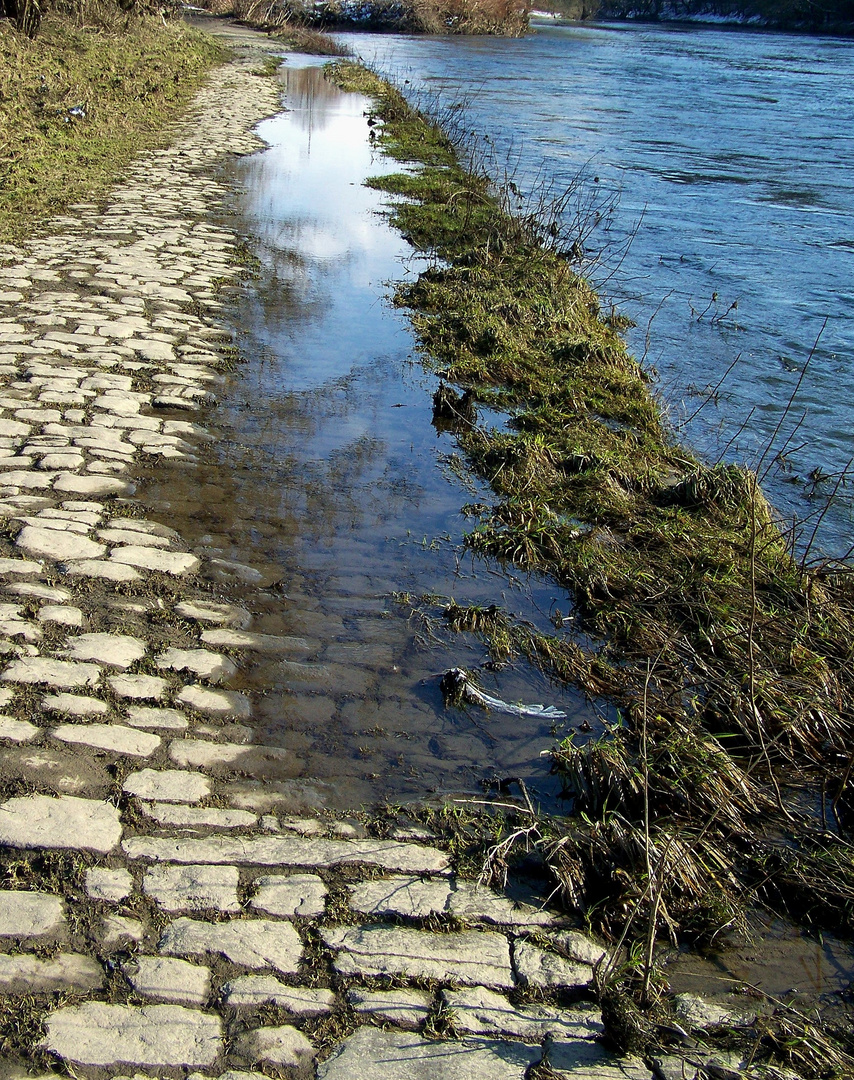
(0, 0), (223, 242)
(327, 59), (854, 1076)
(543, 0), (854, 36)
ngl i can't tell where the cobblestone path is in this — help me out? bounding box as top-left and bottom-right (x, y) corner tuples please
(0, 21), (732, 1080)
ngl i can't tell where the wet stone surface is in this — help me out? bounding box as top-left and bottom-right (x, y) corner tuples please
(0, 16), (698, 1080)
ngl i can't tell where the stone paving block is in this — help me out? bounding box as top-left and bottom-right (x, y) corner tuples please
(233, 1025), (315, 1068)
(0, 952), (104, 993)
(513, 939), (594, 991)
(544, 928), (608, 966)
(102, 913), (145, 947)
(42, 1002), (221, 1066)
(122, 834), (449, 873)
(38, 603), (84, 627)
(144, 803), (256, 828)
(0, 557), (43, 574)
(159, 916), (303, 974)
(0, 793), (121, 852)
(54, 473), (132, 496)
(168, 738), (253, 768)
(123, 767), (211, 803)
(316, 1029), (538, 1080)
(65, 631), (146, 668)
(176, 599), (252, 626)
(0, 890), (65, 936)
(108, 672), (169, 699)
(322, 925), (514, 989)
(0, 715), (38, 741)
(111, 546), (200, 575)
(43, 692), (109, 717)
(547, 1039), (653, 1078)
(65, 558), (141, 582)
(143, 863), (241, 912)
(223, 975), (334, 1015)
(250, 874), (328, 918)
(126, 705), (188, 730)
(177, 683), (251, 717)
(441, 986), (603, 1041)
(124, 956), (211, 1006)
(3, 656), (101, 688)
(52, 722), (161, 757)
(86, 867), (134, 902)
(157, 647), (237, 683)
(348, 988), (432, 1028)
(201, 628), (312, 653)
(16, 524), (105, 561)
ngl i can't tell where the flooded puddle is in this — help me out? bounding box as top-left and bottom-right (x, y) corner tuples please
(135, 60), (601, 812)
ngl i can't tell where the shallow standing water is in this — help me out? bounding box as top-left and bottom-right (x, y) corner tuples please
(141, 60), (602, 813)
(339, 22), (854, 557)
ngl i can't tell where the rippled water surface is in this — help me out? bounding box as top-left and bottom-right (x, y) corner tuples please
(339, 22), (854, 556)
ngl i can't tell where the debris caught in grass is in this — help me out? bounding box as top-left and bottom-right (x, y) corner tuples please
(439, 667), (567, 718)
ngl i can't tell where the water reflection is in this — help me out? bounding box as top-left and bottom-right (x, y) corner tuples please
(139, 59), (602, 811)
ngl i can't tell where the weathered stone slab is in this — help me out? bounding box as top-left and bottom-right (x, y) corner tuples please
(108, 673), (169, 699)
(0, 556), (43, 574)
(250, 874), (328, 918)
(126, 705), (188, 730)
(52, 722), (161, 757)
(176, 600), (251, 627)
(144, 803), (256, 828)
(0, 794), (121, 852)
(546, 1039), (653, 1078)
(124, 956), (211, 1006)
(513, 939), (593, 991)
(65, 558), (141, 582)
(441, 986), (603, 1041)
(168, 738), (253, 768)
(43, 692), (109, 717)
(3, 656), (101, 688)
(54, 473), (132, 496)
(0, 715), (38, 741)
(143, 863), (241, 912)
(123, 768), (211, 803)
(322, 926), (514, 989)
(223, 975), (334, 1015)
(102, 913), (145, 947)
(0, 890), (65, 937)
(16, 524), (105, 562)
(233, 1025), (315, 1068)
(86, 867), (133, 902)
(65, 632), (146, 668)
(201, 628), (311, 654)
(0, 952), (103, 993)
(543, 928), (608, 966)
(316, 1029), (538, 1080)
(159, 917), (303, 974)
(122, 834), (449, 873)
(42, 1003), (221, 1066)
(111, 546), (199, 575)
(348, 988), (432, 1028)
(38, 603), (84, 627)
(672, 993), (757, 1030)
(157, 647), (236, 683)
(176, 684), (251, 717)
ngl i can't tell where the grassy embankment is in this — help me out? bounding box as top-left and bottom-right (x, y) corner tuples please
(328, 60), (854, 1074)
(197, 0), (528, 37)
(0, 11), (224, 244)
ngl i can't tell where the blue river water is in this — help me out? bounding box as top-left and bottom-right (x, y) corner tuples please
(339, 22), (854, 558)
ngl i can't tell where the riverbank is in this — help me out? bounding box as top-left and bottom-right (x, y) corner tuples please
(0, 14), (224, 244)
(0, 19), (677, 1080)
(327, 58), (854, 1073)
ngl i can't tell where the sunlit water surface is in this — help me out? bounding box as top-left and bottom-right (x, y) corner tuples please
(339, 22), (854, 557)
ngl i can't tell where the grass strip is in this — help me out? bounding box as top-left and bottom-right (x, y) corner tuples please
(327, 58), (854, 1071)
(0, 14), (223, 244)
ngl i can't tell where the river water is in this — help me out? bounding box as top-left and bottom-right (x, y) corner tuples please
(143, 40), (854, 997)
(339, 21), (854, 558)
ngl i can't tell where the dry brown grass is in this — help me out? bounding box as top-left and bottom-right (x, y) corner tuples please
(0, 12), (222, 242)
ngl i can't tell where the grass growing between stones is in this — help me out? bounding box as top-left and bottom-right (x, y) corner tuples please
(0, 14), (223, 243)
(326, 60), (854, 1076)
